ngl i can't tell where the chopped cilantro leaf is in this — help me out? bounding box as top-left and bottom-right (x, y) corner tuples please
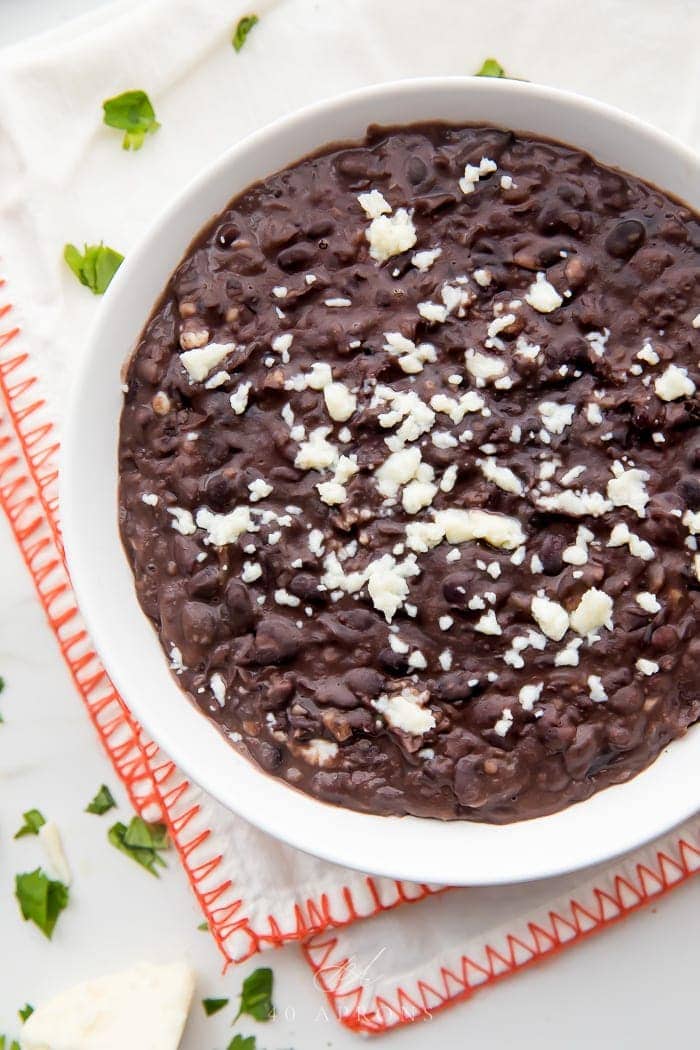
(202, 997), (229, 1016)
(475, 58), (507, 78)
(197, 921), (209, 931)
(228, 1037), (256, 1050)
(15, 868), (69, 940)
(0, 1037), (21, 1050)
(17, 1004), (33, 1023)
(64, 242), (123, 295)
(85, 784), (117, 816)
(235, 967), (274, 1022)
(108, 816), (169, 876)
(14, 809), (46, 839)
(102, 89), (160, 150)
(232, 15), (258, 51)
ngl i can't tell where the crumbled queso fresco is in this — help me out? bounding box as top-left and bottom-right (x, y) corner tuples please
(119, 123), (700, 823)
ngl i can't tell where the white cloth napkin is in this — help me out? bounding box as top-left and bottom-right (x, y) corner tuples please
(1, 0), (699, 1032)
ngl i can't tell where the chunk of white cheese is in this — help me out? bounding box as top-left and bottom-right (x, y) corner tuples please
(180, 342), (236, 382)
(366, 208), (417, 262)
(606, 462), (650, 518)
(654, 364), (696, 401)
(357, 189), (392, 218)
(21, 962), (195, 1050)
(373, 688), (435, 734)
(432, 508), (525, 550)
(38, 821), (72, 886)
(525, 273), (563, 313)
(570, 587), (614, 635)
(531, 594), (569, 641)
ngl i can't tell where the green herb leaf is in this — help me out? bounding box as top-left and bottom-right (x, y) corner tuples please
(235, 967), (274, 1023)
(63, 243), (124, 295)
(108, 817), (169, 876)
(227, 1037), (256, 1050)
(202, 997), (229, 1017)
(18, 1004), (34, 1023)
(0, 1038), (22, 1050)
(475, 57), (507, 78)
(86, 784), (117, 816)
(0, 674), (5, 721)
(15, 868), (69, 940)
(197, 921), (209, 931)
(232, 14), (258, 51)
(14, 809), (46, 839)
(102, 89), (160, 150)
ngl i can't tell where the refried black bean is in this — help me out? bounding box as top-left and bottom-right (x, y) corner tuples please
(118, 123), (700, 823)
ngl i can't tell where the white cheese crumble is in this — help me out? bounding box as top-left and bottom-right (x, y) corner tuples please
(637, 657), (660, 676)
(180, 342), (236, 382)
(300, 738), (339, 766)
(518, 682), (544, 712)
(271, 334), (294, 359)
(493, 707), (513, 737)
(167, 507), (196, 536)
(432, 508), (525, 550)
(538, 401), (575, 435)
(366, 208), (417, 262)
(536, 489), (612, 518)
(324, 297), (352, 308)
(531, 594), (569, 641)
(606, 462), (650, 518)
(204, 370), (230, 389)
(464, 348), (507, 383)
(607, 522), (654, 561)
(230, 381), (252, 415)
(570, 587), (614, 635)
(430, 390), (485, 422)
(210, 673), (226, 706)
(383, 332), (437, 374)
(655, 363), (696, 401)
(241, 560), (262, 583)
(473, 268), (492, 287)
(412, 247), (442, 272)
(38, 821), (72, 886)
(525, 273), (563, 313)
(295, 427), (337, 471)
(418, 301), (449, 324)
(195, 506), (254, 546)
(474, 609), (502, 635)
(636, 591), (661, 614)
(637, 341), (659, 366)
(477, 457), (524, 496)
(373, 688), (435, 735)
(554, 637), (583, 667)
(357, 189), (392, 219)
(141, 492), (158, 507)
(459, 156), (497, 194)
(324, 381), (357, 421)
(248, 478), (273, 502)
(439, 614), (454, 631)
(588, 675), (608, 702)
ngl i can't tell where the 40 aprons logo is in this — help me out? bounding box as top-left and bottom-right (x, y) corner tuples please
(312, 946), (434, 1024)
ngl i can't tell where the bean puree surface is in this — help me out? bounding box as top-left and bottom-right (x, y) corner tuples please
(119, 123), (700, 822)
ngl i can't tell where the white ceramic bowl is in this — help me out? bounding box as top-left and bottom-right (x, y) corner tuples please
(61, 77), (700, 886)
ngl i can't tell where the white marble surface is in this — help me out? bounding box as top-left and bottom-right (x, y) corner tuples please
(1, 3), (699, 1048)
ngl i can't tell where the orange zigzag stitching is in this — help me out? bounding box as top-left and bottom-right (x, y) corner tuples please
(303, 830), (700, 1034)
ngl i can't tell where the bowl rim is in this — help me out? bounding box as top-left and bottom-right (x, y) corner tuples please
(61, 74), (700, 887)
